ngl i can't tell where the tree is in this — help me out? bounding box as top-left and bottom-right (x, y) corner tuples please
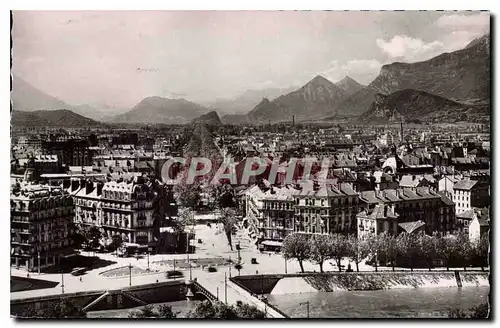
(81, 226), (102, 251)
(330, 234), (350, 272)
(434, 234), (458, 271)
(173, 182), (202, 209)
(234, 302), (266, 319)
(175, 208), (195, 233)
(109, 234), (123, 253)
(475, 233), (489, 271)
(346, 234), (370, 272)
(128, 304), (178, 318)
(364, 234), (381, 272)
(448, 303), (489, 318)
(456, 232), (473, 271)
(69, 223), (87, 249)
(376, 232), (399, 272)
(20, 298), (86, 318)
(220, 208), (238, 251)
(281, 233), (311, 273)
(310, 234), (334, 273)
(396, 232), (420, 272)
(417, 232), (437, 271)
(186, 301), (264, 319)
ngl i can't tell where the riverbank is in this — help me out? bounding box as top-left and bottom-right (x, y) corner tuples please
(272, 271), (489, 294)
(231, 271), (490, 295)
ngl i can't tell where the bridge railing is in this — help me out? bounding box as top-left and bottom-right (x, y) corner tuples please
(192, 281), (217, 302)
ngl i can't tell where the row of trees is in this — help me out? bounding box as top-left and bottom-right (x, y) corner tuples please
(186, 300), (265, 319)
(281, 231), (489, 273)
(71, 224), (125, 253)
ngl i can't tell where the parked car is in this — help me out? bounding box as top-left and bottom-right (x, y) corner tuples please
(251, 258), (258, 264)
(207, 266), (217, 273)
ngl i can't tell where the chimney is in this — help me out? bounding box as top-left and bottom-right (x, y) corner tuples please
(97, 182), (104, 196)
(71, 179), (79, 192)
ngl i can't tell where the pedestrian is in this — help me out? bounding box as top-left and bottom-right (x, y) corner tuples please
(79, 277), (82, 282)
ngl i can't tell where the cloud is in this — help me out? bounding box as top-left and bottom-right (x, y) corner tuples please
(376, 35), (443, 62)
(436, 12), (490, 32)
(436, 12), (490, 52)
(322, 59), (383, 85)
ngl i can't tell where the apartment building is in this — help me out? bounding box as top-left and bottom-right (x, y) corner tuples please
(71, 176), (158, 246)
(359, 187), (456, 235)
(453, 179), (490, 214)
(11, 181), (74, 271)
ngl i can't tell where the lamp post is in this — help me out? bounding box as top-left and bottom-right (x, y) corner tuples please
(300, 301), (310, 318)
(284, 257), (288, 274)
(147, 247), (151, 270)
(61, 270), (65, 294)
(224, 272), (228, 304)
(129, 263), (132, 286)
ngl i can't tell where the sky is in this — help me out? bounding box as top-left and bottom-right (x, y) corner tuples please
(12, 11), (490, 109)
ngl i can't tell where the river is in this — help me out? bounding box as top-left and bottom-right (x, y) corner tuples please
(267, 287), (490, 318)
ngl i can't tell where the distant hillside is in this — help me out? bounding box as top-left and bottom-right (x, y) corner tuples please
(11, 75), (72, 111)
(220, 114), (250, 125)
(11, 109), (103, 128)
(206, 86), (298, 115)
(191, 111), (222, 125)
(333, 34), (490, 117)
(246, 75), (348, 123)
(113, 97), (209, 124)
(360, 89), (489, 124)
(335, 76), (365, 97)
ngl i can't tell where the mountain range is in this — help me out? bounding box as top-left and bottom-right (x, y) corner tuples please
(191, 111), (223, 125)
(112, 97), (210, 124)
(11, 109), (103, 128)
(246, 75), (357, 123)
(360, 89), (489, 124)
(244, 34), (490, 123)
(10, 34), (489, 127)
(205, 86), (298, 115)
(332, 34), (490, 118)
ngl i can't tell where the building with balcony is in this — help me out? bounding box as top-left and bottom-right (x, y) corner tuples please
(259, 186), (299, 244)
(359, 187), (456, 235)
(293, 182), (360, 235)
(11, 182), (74, 271)
(71, 176), (159, 247)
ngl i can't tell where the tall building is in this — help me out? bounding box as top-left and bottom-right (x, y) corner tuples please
(359, 187), (456, 235)
(72, 176), (159, 246)
(11, 180), (74, 271)
(453, 179), (490, 214)
(294, 183), (359, 235)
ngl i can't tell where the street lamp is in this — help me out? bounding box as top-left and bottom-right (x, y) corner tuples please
(61, 270), (65, 294)
(300, 301), (310, 318)
(284, 257), (288, 274)
(129, 263), (132, 286)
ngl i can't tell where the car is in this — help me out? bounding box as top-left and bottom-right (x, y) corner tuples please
(166, 270), (184, 279)
(251, 258), (258, 264)
(207, 266), (217, 273)
(70, 267), (86, 276)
